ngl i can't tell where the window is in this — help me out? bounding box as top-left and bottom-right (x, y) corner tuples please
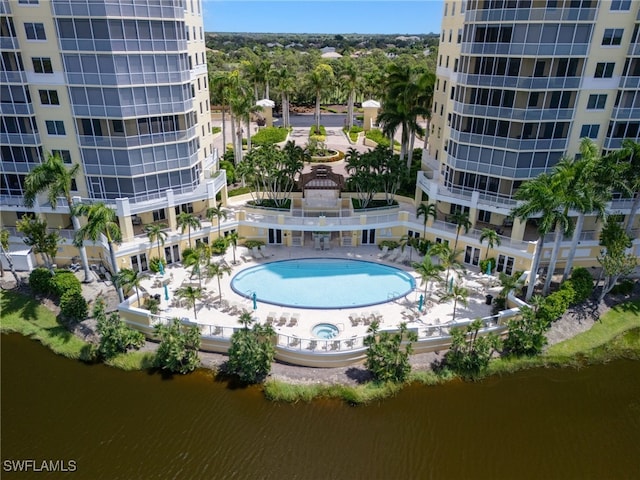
(24, 22), (45, 40)
(152, 209), (166, 221)
(580, 124), (600, 139)
(18, 0), (40, 4)
(602, 28), (623, 46)
(45, 120), (65, 135)
(39, 90), (59, 105)
(496, 255), (514, 275)
(611, 0), (631, 10)
(595, 62), (614, 78)
(587, 94), (607, 109)
(32, 57), (52, 74)
(52, 149), (71, 163)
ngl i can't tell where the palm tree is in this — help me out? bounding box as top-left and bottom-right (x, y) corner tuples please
(114, 268), (147, 303)
(339, 59), (359, 130)
(181, 247), (203, 288)
(430, 242), (466, 288)
(175, 285), (202, 320)
(0, 229), (21, 286)
(209, 70), (233, 155)
(416, 202), (437, 237)
(176, 212), (201, 248)
(206, 205), (229, 238)
(479, 228), (501, 261)
(614, 140), (640, 236)
(274, 66), (296, 128)
(497, 272), (525, 301)
(449, 211), (472, 252)
(511, 173), (564, 300)
(439, 285), (469, 323)
(74, 202), (123, 301)
(144, 223), (168, 260)
(23, 152), (92, 282)
(306, 64), (334, 133)
(225, 231), (243, 265)
(205, 262), (232, 301)
(412, 254), (445, 297)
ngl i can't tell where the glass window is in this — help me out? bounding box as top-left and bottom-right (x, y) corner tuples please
(595, 62), (615, 78)
(580, 124), (600, 139)
(46, 120), (65, 135)
(24, 22), (45, 40)
(587, 94), (607, 109)
(32, 57), (52, 73)
(39, 89), (59, 105)
(611, 0), (631, 10)
(52, 149), (72, 163)
(602, 28), (623, 46)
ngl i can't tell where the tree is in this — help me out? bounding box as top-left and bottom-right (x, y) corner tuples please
(339, 58), (359, 130)
(225, 231), (243, 265)
(16, 215), (62, 271)
(444, 319), (501, 380)
(306, 64), (334, 132)
(154, 318), (201, 374)
(206, 205), (229, 238)
(439, 284), (469, 323)
(209, 70), (234, 154)
(227, 312), (276, 383)
(74, 202), (123, 301)
(93, 298), (144, 359)
(182, 247), (204, 288)
(497, 272), (525, 301)
(416, 202), (437, 237)
(364, 320), (417, 383)
(430, 242), (466, 287)
(144, 223), (168, 260)
(273, 65), (296, 128)
(612, 139), (640, 236)
(175, 285), (202, 320)
(597, 219), (638, 301)
(205, 261), (232, 301)
(0, 229), (21, 286)
(23, 152), (92, 282)
(511, 173), (564, 300)
(176, 212), (201, 248)
(412, 253), (445, 297)
(479, 228), (501, 261)
(114, 268), (147, 302)
(449, 211), (472, 252)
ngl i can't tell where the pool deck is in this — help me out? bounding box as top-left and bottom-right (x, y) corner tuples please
(138, 244), (502, 351)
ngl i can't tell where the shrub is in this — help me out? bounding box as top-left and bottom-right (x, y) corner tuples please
(143, 297), (160, 314)
(50, 271), (82, 298)
(29, 267), (53, 295)
(537, 284), (575, 325)
(610, 279), (635, 295)
(154, 318), (201, 374)
(94, 299), (145, 359)
(378, 240), (399, 250)
(479, 258), (496, 275)
(212, 126), (221, 134)
(60, 291), (88, 321)
(228, 186), (252, 197)
(252, 126), (288, 145)
(220, 160), (236, 185)
(503, 306), (549, 357)
(243, 239), (265, 250)
(227, 316), (276, 383)
(565, 267), (594, 304)
(210, 237), (228, 255)
(149, 256), (166, 274)
(443, 319), (501, 380)
(309, 125), (326, 137)
(364, 321), (417, 383)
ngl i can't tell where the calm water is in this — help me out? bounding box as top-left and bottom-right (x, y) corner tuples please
(230, 258), (415, 308)
(2, 334), (640, 480)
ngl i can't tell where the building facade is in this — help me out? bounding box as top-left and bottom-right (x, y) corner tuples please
(1, 0), (222, 270)
(423, 0), (640, 273)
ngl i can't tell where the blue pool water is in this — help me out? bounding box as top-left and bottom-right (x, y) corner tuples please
(230, 258), (415, 309)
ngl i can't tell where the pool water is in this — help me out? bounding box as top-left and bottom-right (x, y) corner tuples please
(231, 258), (415, 309)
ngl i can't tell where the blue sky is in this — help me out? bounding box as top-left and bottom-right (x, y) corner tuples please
(203, 1), (444, 35)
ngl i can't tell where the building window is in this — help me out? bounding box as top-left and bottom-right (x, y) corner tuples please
(602, 28), (623, 46)
(32, 57), (52, 73)
(587, 94), (607, 109)
(52, 149), (72, 163)
(595, 62), (614, 78)
(477, 209), (491, 223)
(24, 22), (45, 40)
(496, 255), (514, 275)
(18, 0), (40, 4)
(45, 120), (65, 135)
(580, 124), (600, 139)
(39, 90), (59, 105)
(611, 0), (631, 10)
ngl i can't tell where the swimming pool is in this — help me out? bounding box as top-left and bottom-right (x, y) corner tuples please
(230, 258), (415, 309)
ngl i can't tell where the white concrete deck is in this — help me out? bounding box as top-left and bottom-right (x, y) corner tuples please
(138, 244), (502, 352)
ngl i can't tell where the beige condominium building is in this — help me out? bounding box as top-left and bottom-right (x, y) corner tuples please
(1, 0), (222, 272)
(422, 0), (640, 276)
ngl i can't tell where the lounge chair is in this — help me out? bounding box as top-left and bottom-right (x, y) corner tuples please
(288, 313), (300, 327)
(259, 247), (267, 258)
(278, 312), (290, 326)
(314, 237), (321, 250)
(288, 336), (300, 348)
(377, 245), (389, 258)
(251, 247), (261, 260)
(330, 340), (340, 351)
(387, 248), (400, 261)
(395, 249), (409, 264)
(266, 312), (277, 325)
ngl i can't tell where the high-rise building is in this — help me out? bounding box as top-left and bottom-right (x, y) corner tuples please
(423, 0), (639, 271)
(1, 0), (222, 268)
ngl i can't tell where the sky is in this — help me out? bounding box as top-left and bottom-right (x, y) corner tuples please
(203, 1), (444, 35)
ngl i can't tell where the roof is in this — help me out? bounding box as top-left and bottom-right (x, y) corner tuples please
(362, 99), (381, 108)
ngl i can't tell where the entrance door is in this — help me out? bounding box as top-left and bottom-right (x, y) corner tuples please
(268, 228), (282, 244)
(130, 253), (148, 273)
(164, 245), (181, 264)
(361, 229), (376, 244)
(464, 246), (481, 266)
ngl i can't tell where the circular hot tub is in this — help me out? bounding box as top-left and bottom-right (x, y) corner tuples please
(312, 323), (339, 339)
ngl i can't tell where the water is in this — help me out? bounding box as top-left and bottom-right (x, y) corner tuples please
(230, 258), (415, 309)
(311, 323), (339, 339)
(2, 334), (640, 480)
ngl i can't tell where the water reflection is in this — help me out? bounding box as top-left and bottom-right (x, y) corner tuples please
(2, 334), (639, 480)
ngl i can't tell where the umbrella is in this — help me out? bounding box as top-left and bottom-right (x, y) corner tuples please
(164, 283), (169, 301)
(418, 294), (424, 312)
(158, 260), (165, 276)
(485, 261), (492, 276)
(252, 292), (257, 310)
(449, 277), (454, 292)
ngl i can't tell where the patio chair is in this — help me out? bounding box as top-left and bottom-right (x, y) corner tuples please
(288, 336), (300, 348)
(330, 340), (340, 351)
(386, 248), (400, 262)
(307, 340), (317, 351)
(259, 247), (267, 258)
(266, 312), (277, 325)
(349, 312), (361, 326)
(278, 312), (290, 326)
(288, 313), (300, 327)
(394, 249), (409, 264)
(251, 247), (261, 260)
(376, 245), (389, 258)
